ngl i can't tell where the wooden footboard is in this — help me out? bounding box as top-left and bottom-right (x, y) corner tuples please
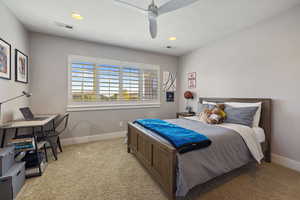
(127, 123), (177, 200)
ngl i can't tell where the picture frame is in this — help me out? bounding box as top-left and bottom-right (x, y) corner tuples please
(15, 49), (28, 84)
(166, 91), (175, 102)
(163, 71), (176, 92)
(0, 38), (11, 80)
(188, 72), (196, 89)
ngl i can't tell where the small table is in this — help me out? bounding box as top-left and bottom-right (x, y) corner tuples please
(176, 112), (196, 118)
(0, 114), (59, 177)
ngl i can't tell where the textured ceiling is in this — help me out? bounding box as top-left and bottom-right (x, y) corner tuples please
(3, 0), (300, 55)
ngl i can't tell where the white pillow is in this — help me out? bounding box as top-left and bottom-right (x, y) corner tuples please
(202, 101), (216, 105)
(224, 102), (262, 127)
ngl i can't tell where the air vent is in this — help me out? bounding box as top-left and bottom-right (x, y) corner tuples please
(55, 21), (73, 30)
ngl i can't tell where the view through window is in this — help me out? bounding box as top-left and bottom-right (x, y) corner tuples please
(69, 57), (159, 105)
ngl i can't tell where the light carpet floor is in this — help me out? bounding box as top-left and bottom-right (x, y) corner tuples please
(17, 138), (300, 200)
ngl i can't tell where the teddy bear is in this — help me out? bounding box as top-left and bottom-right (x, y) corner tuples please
(199, 108), (211, 123)
(199, 104), (226, 124)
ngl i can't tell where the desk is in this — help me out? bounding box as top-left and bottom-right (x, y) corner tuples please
(0, 114), (59, 177)
(0, 114), (59, 147)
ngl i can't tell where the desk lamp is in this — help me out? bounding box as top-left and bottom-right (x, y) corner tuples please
(0, 91), (32, 124)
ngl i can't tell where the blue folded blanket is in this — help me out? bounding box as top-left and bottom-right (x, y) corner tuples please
(134, 119), (211, 153)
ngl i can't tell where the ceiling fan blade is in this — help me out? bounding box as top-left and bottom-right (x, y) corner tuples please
(114, 0), (147, 13)
(158, 0), (200, 15)
(149, 17), (157, 39)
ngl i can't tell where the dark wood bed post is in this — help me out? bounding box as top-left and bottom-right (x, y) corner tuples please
(127, 131), (131, 153)
(127, 97), (272, 200)
(261, 99), (272, 162)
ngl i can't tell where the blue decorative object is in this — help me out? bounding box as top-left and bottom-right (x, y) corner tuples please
(134, 119), (211, 153)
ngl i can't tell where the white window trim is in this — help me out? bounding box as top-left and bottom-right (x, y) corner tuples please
(67, 55), (161, 111)
(66, 103), (161, 112)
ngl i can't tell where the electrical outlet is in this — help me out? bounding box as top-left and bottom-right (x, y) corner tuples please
(119, 121), (123, 127)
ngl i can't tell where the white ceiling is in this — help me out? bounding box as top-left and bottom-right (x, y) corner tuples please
(3, 0), (300, 56)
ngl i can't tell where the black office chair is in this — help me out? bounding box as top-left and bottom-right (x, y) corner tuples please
(38, 113), (69, 160)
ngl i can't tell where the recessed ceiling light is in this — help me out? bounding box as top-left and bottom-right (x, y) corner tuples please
(71, 12), (83, 20)
(169, 37), (177, 41)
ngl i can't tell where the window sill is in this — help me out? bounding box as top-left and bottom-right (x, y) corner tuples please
(66, 103), (161, 112)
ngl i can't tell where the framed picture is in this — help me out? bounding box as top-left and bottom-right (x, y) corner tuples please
(166, 91), (174, 102)
(15, 49), (28, 83)
(0, 38), (11, 80)
(188, 72), (196, 89)
(163, 71), (176, 92)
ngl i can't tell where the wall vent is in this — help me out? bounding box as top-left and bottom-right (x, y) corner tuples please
(55, 21), (73, 30)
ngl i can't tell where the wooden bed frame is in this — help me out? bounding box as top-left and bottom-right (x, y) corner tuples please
(127, 97), (272, 200)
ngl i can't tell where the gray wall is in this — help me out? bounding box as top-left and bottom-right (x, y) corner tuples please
(178, 6), (300, 162)
(0, 2), (29, 122)
(29, 32), (179, 139)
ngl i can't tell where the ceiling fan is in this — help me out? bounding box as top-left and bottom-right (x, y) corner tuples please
(115, 0), (200, 39)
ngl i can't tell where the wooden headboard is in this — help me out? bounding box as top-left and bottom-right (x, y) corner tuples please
(199, 97), (272, 162)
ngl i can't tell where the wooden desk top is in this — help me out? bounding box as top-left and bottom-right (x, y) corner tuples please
(0, 114), (59, 129)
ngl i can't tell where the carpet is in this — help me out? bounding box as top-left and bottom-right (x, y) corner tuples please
(17, 138), (300, 200)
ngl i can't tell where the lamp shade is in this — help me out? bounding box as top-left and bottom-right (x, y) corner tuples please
(184, 91), (193, 99)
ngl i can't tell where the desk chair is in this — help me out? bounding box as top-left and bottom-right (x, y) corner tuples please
(38, 113), (69, 160)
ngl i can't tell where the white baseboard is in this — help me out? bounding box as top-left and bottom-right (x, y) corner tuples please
(272, 153), (300, 172)
(61, 131), (127, 146)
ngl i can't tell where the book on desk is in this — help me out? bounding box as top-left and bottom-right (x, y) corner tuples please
(9, 137), (35, 151)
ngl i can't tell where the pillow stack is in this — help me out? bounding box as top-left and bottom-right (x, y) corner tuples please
(199, 101), (262, 127)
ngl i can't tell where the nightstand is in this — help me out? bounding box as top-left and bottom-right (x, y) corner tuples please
(176, 112), (196, 118)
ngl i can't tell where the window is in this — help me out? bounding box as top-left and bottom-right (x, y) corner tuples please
(68, 56), (160, 111)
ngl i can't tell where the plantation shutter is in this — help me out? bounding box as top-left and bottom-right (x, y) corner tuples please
(71, 62), (96, 102)
(142, 69), (158, 100)
(97, 64), (121, 101)
(122, 67), (140, 100)
(69, 57), (160, 104)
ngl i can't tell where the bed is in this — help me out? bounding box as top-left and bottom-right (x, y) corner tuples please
(127, 97), (272, 200)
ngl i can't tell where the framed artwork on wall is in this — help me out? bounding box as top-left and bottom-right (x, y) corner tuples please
(163, 71), (176, 92)
(166, 91), (174, 102)
(0, 38), (11, 80)
(188, 72), (196, 89)
(15, 49), (28, 84)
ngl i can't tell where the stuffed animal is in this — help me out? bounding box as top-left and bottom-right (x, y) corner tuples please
(199, 108), (212, 123)
(199, 104), (226, 124)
